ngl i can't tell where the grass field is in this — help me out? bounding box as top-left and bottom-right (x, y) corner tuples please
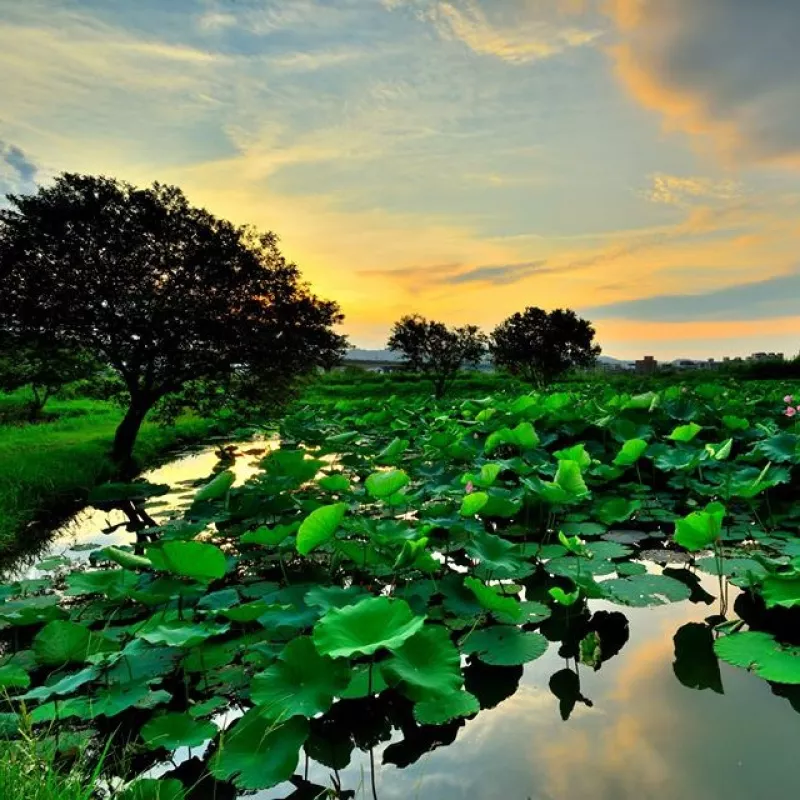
(0, 394), (222, 556)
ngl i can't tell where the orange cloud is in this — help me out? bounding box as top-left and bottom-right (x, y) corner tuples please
(606, 1), (800, 166)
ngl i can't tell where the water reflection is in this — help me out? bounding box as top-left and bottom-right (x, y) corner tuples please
(239, 576), (800, 800)
(4, 439), (269, 581)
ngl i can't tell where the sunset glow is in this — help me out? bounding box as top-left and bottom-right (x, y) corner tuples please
(2, 0), (799, 359)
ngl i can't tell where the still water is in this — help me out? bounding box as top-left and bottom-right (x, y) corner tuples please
(266, 585), (799, 800)
(7, 438), (269, 581)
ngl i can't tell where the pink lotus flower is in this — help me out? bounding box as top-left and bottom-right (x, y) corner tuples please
(785, 395), (794, 404)
(785, 406), (797, 418)
(465, 481), (475, 494)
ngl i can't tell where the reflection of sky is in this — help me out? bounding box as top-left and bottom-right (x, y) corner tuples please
(262, 588), (800, 800)
(5, 439), (267, 581)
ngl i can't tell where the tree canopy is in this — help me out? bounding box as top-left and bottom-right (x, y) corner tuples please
(387, 315), (487, 397)
(0, 173), (347, 461)
(490, 307), (600, 386)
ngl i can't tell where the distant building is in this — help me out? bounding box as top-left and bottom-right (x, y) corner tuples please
(749, 352), (784, 362)
(635, 355), (658, 375)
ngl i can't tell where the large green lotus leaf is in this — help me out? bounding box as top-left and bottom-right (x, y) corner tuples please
(317, 473), (351, 493)
(494, 600), (551, 626)
(240, 522), (299, 547)
(547, 556), (616, 579)
(33, 620), (91, 666)
(674, 503), (725, 551)
(0, 664), (30, 691)
(304, 585), (368, 612)
(296, 503), (347, 555)
(413, 690), (480, 726)
(460, 491), (489, 516)
(480, 490), (523, 519)
(30, 683), (171, 723)
(365, 469), (410, 499)
(381, 626), (463, 701)
(209, 711), (309, 790)
(555, 460), (589, 498)
(714, 631), (800, 684)
(146, 541), (227, 582)
(0, 595), (65, 626)
(193, 470), (235, 503)
(760, 574), (800, 609)
(463, 577), (522, 622)
(722, 414), (749, 431)
(260, 449), (325, 484)
(754, 434), (799, 464)
(251, 637), (349, 720)
(141, 712), (217, 750)
(119, 779), (186, 800)
(65, 569), (139, 599)
(465, 530), (528, 579)
(613, 439), (648, 466)
(106, 639), (180, 684)
(595, 497), (641, 526)
(100, 547), (153, 571)
(602, 574), (691, 607)
(553, 444), (591, 470)
(586, 541), (633, 560)
(377, 437), (410, 463)
(461, 626), (548, 666)
(313, 596), (425, 658)
(139, 619), (230, 648)
(22, 666), (97, 701)
(648, 444), (701, 472)
(339, 663), (389, 699)
(694, 557), (766, 580)
(197, 588), (240, 611)
(668, 423), (702, 442)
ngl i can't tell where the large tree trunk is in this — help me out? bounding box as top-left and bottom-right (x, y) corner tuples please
(111, 398), (151, 466)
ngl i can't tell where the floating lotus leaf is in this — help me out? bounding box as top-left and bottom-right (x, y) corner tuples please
(251, 637), (349, 720)
(313, 596), (425, 658)
(141, 712), (216, 750)
(381, 626), (463, 701)
(413, 690), (480, 725)
(714, 631), (800, 684)
(209, 711), (309, 790)
(146, 541), (227, 582)
(461, 626), (549, 666)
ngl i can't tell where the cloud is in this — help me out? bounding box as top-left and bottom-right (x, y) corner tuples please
(447, 260), (550, 284)
(585, 270), (800, 322)
(607, 0), (800, 164)
(645, 173), (742, 207)
(361, 259), (558, 290)
(0, 141), (38, 195)
(390, 0), (602, 63)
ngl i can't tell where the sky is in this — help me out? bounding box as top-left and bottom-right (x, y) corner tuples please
(2, 0), (800, 359)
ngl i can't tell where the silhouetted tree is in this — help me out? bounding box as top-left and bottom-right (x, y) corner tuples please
(387, 314), (487, 398)
(0, 174), (347, 462)
(0, 333), (98, 417)
(491, 307), (600, 386)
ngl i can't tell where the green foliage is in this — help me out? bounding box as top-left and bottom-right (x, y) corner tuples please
(3, 376), (800, 795)
(296, 503), (347, 555)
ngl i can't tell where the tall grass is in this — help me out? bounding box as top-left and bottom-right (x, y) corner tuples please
(0, 398), (220, 554)
(0, 733), (104, 800)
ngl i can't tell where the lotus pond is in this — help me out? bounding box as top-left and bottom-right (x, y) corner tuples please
(3, 381), (800, 799)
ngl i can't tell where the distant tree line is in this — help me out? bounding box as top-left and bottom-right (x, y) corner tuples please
(387, 307), (601, 397)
